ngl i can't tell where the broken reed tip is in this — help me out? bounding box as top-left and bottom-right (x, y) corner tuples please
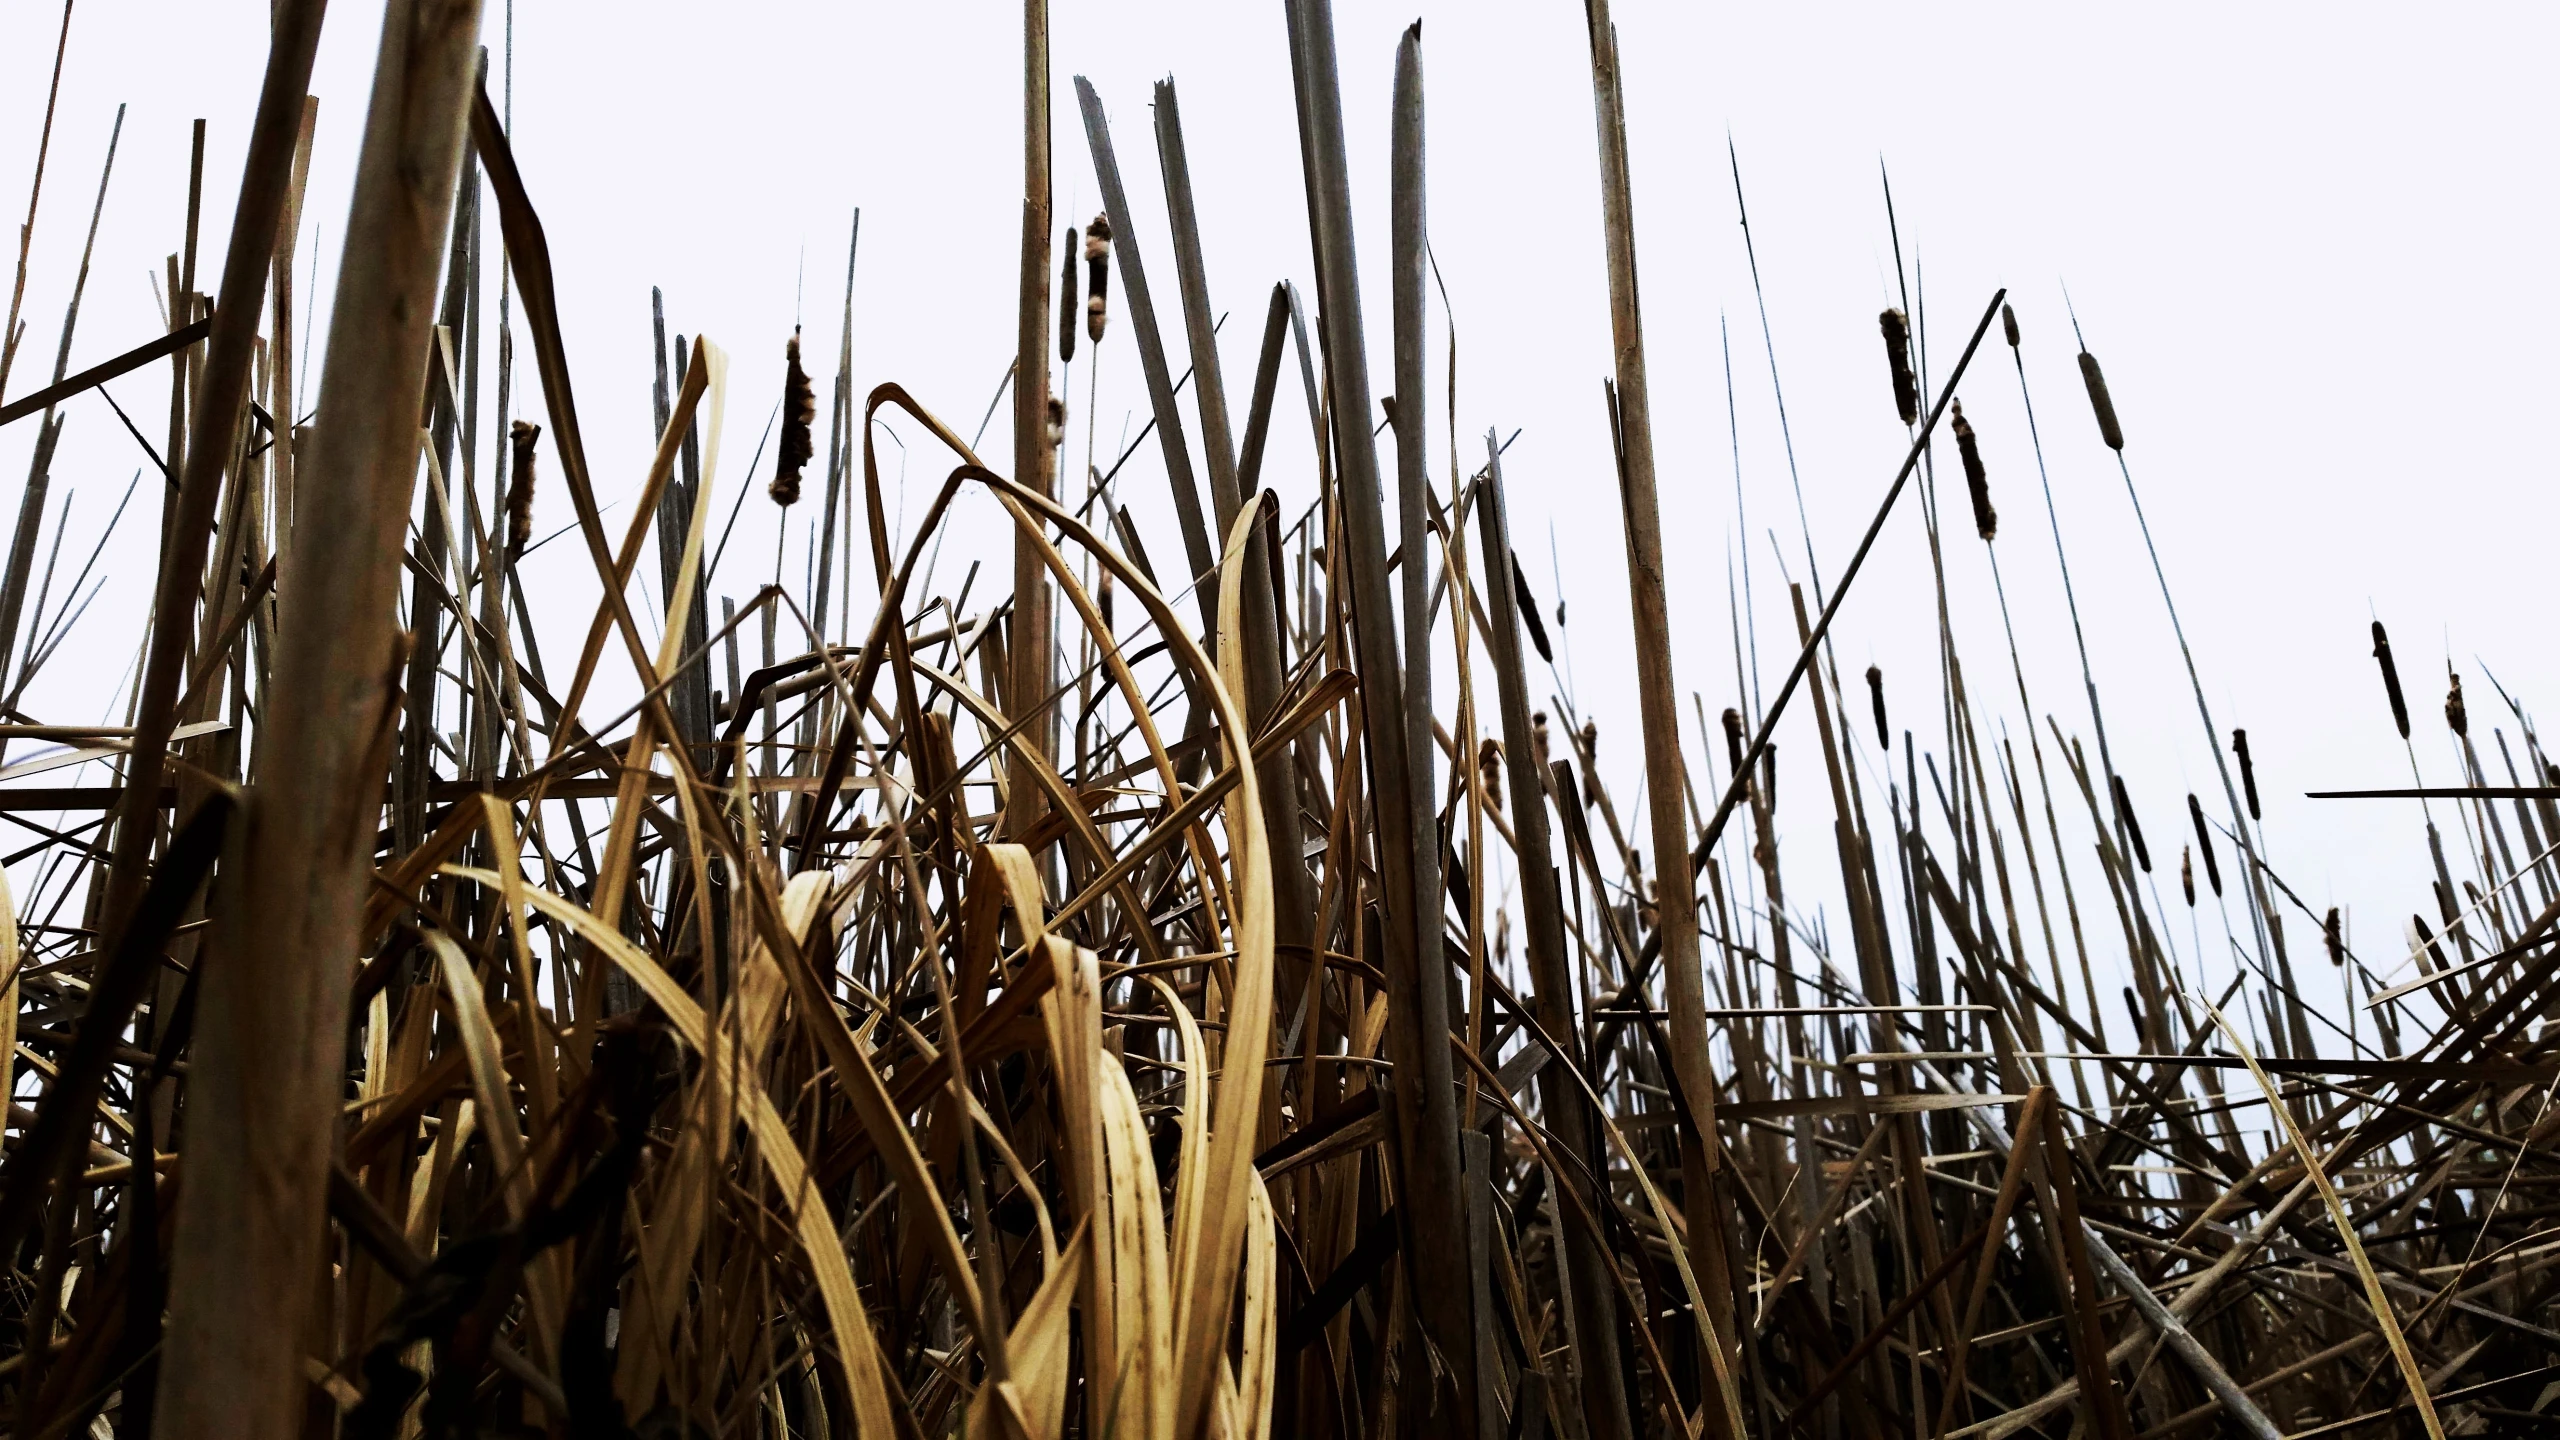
(505, 419), (540, 555)
(2231, 728), (2261, 821)
(1879, 308), (1918, 426)
(1059, 225), (1080, 365)
(2446, 669), (2467, 738)
(772, 328), (815, 507)
(1952, 400), (1995, 541)
(1865, 664), (1888, 750)
(2077, 349), (2125, 451)
(2371, 620), (2410, 740)
(1084, 213), (1112, 344)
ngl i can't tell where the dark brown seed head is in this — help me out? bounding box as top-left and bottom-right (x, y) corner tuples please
(2187, 792), (2222, 897)
(2001, 302), (2019, 349)
(1952, 400), (1996, 540)
(1084, 213), (1112, 343)
(1879, 308), (1919, 425)
(2231, 728), (2261, 820)
(2112, 773), (2152, 873)
(1579, 718), (1599, 767)
(1721, 706), (1745, 780)
(1479, 738), (1503, 811)
(2181, 846), (2195, 906)
(506, 419), (541, 555)
(2077, 350), (2125, 451)
(2372, 621), (2410, 739)
(2325, 905), (2345, 965)
(2446, 669), (2468, 737)
(1059, 226), (1080, 364)
(1866, 664), (1889, 749)
(772, 328), (815, 506)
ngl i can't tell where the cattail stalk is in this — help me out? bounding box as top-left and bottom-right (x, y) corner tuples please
(770, 328), (813, 506)
(1881, 306), (1918, 425)
(2078, 348), (2125, 450)
(1953, 399), (1996, 540)
(2372, 620), (2410, 739)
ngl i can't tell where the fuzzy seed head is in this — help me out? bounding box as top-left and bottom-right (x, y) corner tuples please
(772, 328), (816, 507)
(506, 419), (541, 555)
(1880, 308), (1919, 426)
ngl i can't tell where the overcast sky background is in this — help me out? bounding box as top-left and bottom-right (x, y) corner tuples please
(3, 2), (2553, 1032)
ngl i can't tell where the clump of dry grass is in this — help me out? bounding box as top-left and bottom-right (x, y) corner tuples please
(0, 6), (2539, 1440)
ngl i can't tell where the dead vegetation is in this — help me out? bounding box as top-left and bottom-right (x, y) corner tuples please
(0, 1), (2551, 1437)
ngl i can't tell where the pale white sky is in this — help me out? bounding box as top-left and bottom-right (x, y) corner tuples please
(3, 2), (2552, 1038)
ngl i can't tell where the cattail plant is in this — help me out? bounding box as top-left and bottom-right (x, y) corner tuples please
(1045, 395), (1065, 450)
(1867, 663), (1888, 748)
(2001, 300), (2019, 349)
(2372, 619), (2411, 738)
(2113, 772), (2153, 871)
(772, 326), (815, 506)
(505, 418), (540, 555)
(2181, 846), (2195, 906)
(1952, 400), (1996, 540)
(2187, 792), (2222, 896)
(1083, 212), (1111, 342)
(1880, 307), (1918, 424)
(2078, 347), (2125, 450)
(2446, 669), (2467, 737)
(1058, 224), (1080, 363)
(1722, 705), (1746, 780)
(1480, 737), (1503, 811)
(1531, 708), (1550, 772)
(2232, 727), (2262, 820)
(2326, 905), (2347, 965)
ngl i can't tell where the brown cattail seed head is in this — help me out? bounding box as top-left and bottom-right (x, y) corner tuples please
(1084, 213), (1112, 343)
(1866, 665), (1889, 749)
(2231, 728), (2261, 820)
(772, 328), (816, 506)
(2001, 302), (2019, 349)
(1058, 226), (1080, 365)
(2371, 621), (2410, 739)
(2187, 792), (2223, 897)
(2112, 773), (2152, 872)
(1479, 738), (1503, 811)
(2181, 846), (2195, 906)
(1721, 706), (1746, 780)
(506, 419), (541, 555)
(2077, 350), (2125, 450)
(1952, 400), (1996, 540)
(1045, 396), (1065, 450)
(2325, 906), (2345, 965)
(1879, 308), (1919, 425)
(2445, 670), (2468, 737)
(1097, 568), (1115, 632)
(1579, 718), (1598, 765)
